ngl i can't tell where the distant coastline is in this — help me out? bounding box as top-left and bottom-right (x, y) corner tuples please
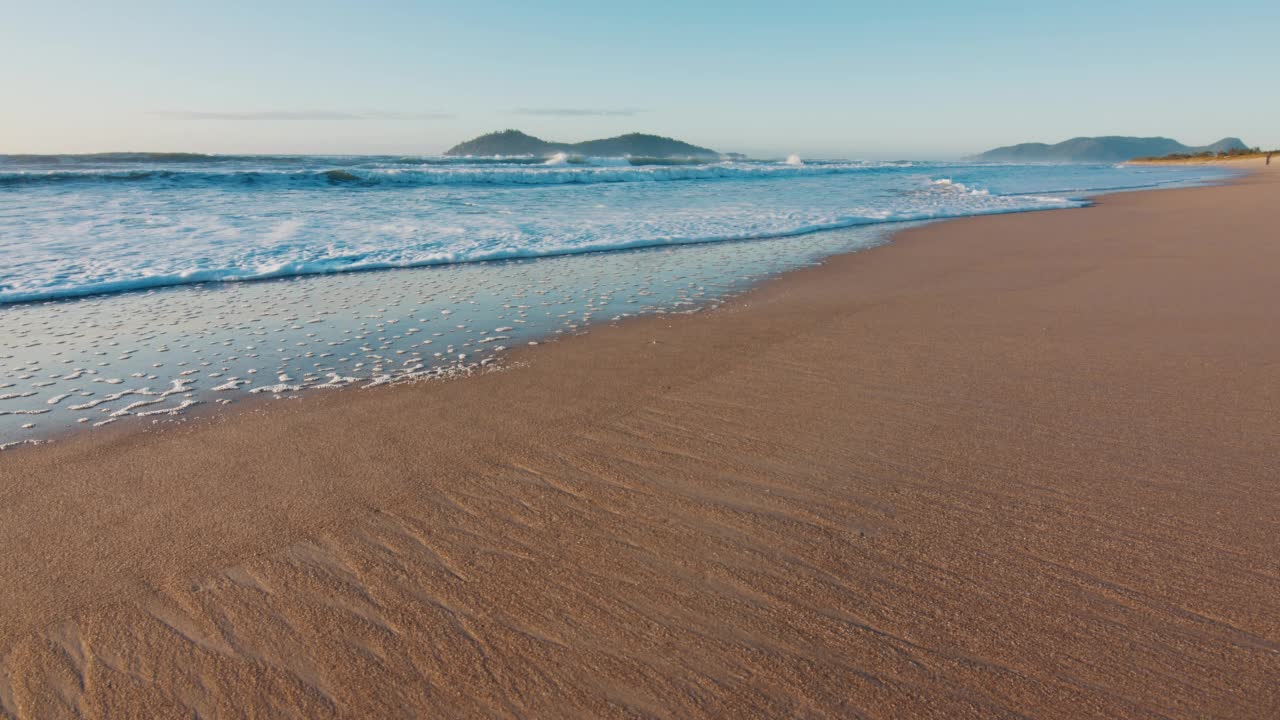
(970, 135), (1248, 163)
(1129, 148), (1275, 164)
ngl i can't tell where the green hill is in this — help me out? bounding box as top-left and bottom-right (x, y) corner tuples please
(970, 136), (1248, 163)
(445, 130), (719, 158)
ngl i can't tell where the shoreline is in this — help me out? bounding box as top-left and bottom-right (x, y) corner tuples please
(0, 166), (1238, 450)
(0, 162), (1231, 311)
(1, 158), (1276, 717)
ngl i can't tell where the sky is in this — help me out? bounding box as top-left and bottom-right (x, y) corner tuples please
(2, 0), (1276, 158)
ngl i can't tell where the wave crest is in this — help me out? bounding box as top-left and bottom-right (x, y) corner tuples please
(0, 161), (896, 189)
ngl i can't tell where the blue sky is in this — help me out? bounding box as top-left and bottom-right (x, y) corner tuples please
(2, 0), (1276, 157)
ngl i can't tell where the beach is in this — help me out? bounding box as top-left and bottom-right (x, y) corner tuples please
(0, 158), (1276, 717)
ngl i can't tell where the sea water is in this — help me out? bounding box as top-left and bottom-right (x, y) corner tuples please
(0, 154), (1234, 447)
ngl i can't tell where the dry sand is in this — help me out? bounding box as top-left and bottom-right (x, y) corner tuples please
(1, 159), (1277, 718)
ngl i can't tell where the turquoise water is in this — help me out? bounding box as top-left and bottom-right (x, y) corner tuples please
(0, 155), (1235, 448)
(0, 154), (1232, 305)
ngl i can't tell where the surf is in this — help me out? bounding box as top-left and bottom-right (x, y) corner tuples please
(0, 157), (1234, 306)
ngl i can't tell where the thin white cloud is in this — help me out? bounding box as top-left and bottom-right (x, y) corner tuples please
(511, 108), (645, 117)
(152, 110), (453, 121)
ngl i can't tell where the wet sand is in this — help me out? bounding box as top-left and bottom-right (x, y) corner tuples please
(1, 159), (1277, 718)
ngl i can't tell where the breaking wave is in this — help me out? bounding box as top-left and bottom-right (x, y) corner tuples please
(0, 180), (1084, 305)
(0, 154), (1235, 306)
(0, 160), (906, 189)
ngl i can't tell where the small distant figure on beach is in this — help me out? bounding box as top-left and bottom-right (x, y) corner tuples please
(1267, 152), (1272, 165)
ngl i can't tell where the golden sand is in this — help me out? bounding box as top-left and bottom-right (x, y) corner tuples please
(1, 159), (1276, 718)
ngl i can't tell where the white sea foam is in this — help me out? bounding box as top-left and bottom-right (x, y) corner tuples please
(135, 399), (201, 417)
(69, 389), (141, 410)
(0, 153), (1236, 447)
(0, 439), (48, 452)
(250, 383), (303, 394)
(0, 156), (1230, 306)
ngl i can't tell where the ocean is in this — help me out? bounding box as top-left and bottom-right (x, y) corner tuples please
(0, 153), (1235, 447)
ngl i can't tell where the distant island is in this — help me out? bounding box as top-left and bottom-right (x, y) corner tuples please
(445, 130), (720, 158)
(970, 136), (1249, 163)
